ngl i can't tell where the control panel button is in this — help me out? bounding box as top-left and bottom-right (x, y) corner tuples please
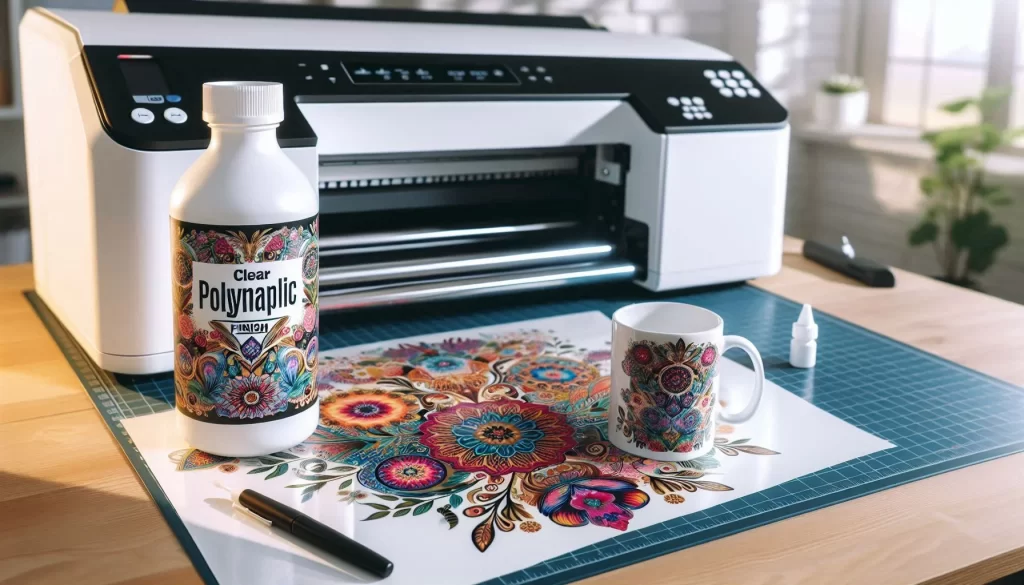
(133, 95), (164, 104)
(711, 79), (724, 88)
(717, 70), (731, 78)
(520, 66), (530, 72)
(740, 79), (753, 88)
(693, 96), (704, 105)
(667, 96), (680, 106)
(705, 112), (713, 119)
(703, 69), (716, 78)
(749, 88), (762, 98)
(536, 66), (547, 73)
(719, 88), (734, 97)
(163, 107), (188, 124)
(735, 88), (748, 97)
(732, 70), (746, 79)
(131, 107), (155, 124)
(320, 64), (329, 71)
(726, 79), (739, 88)
(680, 97), (692, 105)
(683, 112), (694, 120)
(528, 75), (537, 82)
(166, 94), (182, 103)
(544, 75), (553, 83)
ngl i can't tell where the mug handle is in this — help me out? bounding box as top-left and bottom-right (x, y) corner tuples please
(717, 335), (765, 423)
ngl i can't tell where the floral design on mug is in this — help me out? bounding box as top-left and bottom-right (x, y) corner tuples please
(616, 339), (719, 453)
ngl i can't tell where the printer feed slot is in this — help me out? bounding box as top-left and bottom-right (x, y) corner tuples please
(320, 261), (637, 311)
(315, 144), (638, 310)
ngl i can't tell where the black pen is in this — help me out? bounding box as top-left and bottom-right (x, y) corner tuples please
(219, 483), (394, 578)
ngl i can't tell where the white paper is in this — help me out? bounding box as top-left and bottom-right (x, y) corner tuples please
(123, 311), (892, 585)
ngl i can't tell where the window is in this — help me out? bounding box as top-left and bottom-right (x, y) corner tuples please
(860, 0), (1021, 130)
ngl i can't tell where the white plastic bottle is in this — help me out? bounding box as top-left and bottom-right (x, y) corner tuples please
(170, 82), (319, 456)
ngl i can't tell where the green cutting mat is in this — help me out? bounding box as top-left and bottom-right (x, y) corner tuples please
(26, 283), (1024, 585)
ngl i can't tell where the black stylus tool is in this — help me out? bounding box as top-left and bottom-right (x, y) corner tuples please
(223, 484), (394, 578)
(803, 236), (895, 288)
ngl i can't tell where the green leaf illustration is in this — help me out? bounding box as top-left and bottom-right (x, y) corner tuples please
(413, 501), (433, 516)
(266, 463), (289, 480)
(339, 479), (353, 490)
(364, 503), (390, 511)
(376, 494), (399, 501)
(393, 508), (411, 518)
(449, 494), (463, 509)
(396, 499), (421, 509)
(363, 511), (389, 521)
(248, 466), (274, 474)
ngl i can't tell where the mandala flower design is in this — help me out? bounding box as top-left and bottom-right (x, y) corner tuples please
(302, 245), (318, 282)
(507, 356), (598, 395)
(538, 476), (649, 531)
(421, 400), (576, 475)
(658, 364), (694, 394)
(320, 389), (421, 430)
(375, 455), (447, 491)
(214, 375), (287, 419)
(620, 340), (664, 376)
(407, 353), (489, 397)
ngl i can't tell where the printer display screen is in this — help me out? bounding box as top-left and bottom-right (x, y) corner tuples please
(119, 57), (171, 97)
(344, 63), (519, 85)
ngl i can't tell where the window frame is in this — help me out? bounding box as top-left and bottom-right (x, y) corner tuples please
(855, 0), (1021, 130)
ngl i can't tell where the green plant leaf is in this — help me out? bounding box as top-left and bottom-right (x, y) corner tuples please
(376, 493), (398, 501)
(363, 511), (390, 521)
(364, 502), (390, 511)
(393, 508), (411, 517)
(908, 221), (939, 246)
(940, 97), (975, 113)
(339, 479), (353, 490)
(975, 123), (1004, 152)
(248, 465), (274, 474)
(413, 501), (434, 516)
(449, 494), (464, 509)
(919, 176), (940, 196)
(966, 224), (1009, 274)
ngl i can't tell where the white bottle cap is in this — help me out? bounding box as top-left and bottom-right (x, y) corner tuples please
(792, 304), (818, 341)
(202, 81), (284, 126)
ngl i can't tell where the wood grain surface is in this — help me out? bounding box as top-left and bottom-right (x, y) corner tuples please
(1, 238), (1022, 585)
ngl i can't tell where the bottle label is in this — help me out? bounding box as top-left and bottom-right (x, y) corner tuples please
(171, 215), (319, 425)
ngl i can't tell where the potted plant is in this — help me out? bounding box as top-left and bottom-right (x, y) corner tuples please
(907, 89), (1018, 288)
(814, 74), (868, 128)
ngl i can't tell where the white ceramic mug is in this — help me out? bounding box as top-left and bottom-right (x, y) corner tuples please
(609, 302), (765, 461)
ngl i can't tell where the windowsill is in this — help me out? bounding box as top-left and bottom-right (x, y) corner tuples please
(795, 123), (1024, 183)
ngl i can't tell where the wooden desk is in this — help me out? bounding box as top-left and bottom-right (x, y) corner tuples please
(2, 237), (1023, 585)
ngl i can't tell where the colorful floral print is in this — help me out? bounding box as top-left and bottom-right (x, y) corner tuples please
(421, 401), (576, 476)
(320, 389), (420, 430)
(173, 217), (318, 424)
(173, 329), (777, 555)
(616, 339), (719, 453)
(375, 455), (448, 491)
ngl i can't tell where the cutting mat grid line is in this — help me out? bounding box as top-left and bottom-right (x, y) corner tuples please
(31, 285), (1024, 585)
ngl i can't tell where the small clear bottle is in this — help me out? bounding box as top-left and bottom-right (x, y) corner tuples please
(170, 82), (319, 456)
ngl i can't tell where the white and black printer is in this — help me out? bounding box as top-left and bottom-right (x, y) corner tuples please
(20, 1), (789, 374)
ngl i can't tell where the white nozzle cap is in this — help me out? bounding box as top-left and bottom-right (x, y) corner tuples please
(792, 304), (818, 340)
(203, 81), (284, 126)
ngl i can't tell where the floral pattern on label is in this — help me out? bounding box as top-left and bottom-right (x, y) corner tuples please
(172, 216), (319, 424)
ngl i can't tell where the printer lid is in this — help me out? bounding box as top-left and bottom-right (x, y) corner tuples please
(44, 7), (731, 61)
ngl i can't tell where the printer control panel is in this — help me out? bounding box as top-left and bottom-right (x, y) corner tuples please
(82, 46), (788, 151)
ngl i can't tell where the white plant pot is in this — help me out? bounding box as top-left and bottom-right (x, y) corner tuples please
(814, 90), (869, 128)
